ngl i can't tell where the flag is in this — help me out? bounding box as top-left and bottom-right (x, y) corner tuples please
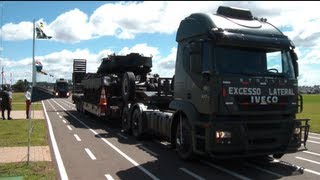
(36, 22), (52, 39)
(35, 60), (43, 72)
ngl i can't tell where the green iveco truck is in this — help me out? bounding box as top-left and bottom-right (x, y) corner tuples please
(72, 6), (310, 160)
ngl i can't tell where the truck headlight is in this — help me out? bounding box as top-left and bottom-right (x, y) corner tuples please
(216, 131), (232, 138)
(294, 127), (301, 134)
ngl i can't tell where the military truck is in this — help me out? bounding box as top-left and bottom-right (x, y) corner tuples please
(53, 78), (70, 98)
(72, 6), (310, 160)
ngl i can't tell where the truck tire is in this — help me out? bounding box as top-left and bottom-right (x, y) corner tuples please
(175, 115), (194, 160)
(121, 106), (132, 134)
(131, 108), (144, 139)
(122, 72), (136, 102)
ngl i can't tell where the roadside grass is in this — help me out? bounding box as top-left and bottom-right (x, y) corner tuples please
(0, 162), (56, 180)
(12, 92), (26, 102)
(12, 92), (43, 110)
(297, 94), (320, 133)
(0, 119), (48, 147)
(0, 93), (55, 179)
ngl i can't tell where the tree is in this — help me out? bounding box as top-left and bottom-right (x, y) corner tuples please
(12, 79), (27, 92)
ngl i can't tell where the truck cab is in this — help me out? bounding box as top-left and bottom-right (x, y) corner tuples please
(54, 78), (70, 98)
(170, 6), (309, 159)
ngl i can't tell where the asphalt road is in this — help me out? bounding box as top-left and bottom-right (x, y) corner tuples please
(42, 98), (320, 180)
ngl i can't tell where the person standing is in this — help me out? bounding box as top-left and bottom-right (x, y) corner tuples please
(25, 86), (31, 119)
(0, 85), (12, 120)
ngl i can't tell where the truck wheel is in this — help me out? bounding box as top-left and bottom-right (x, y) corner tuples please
(131, 108), (143, 139)
(122, 72), (136, 102)
(121, 106), (132, 134)
(175, 115), (194, 160)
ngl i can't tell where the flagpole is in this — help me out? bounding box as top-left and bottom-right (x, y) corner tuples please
(28, 19), (36, 165)
(32, 19), (36, 86)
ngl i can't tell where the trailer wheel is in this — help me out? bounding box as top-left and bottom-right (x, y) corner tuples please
(175, 115), (194, 160)
(121, 106), (131, 134)
(122, 72), (136, 102)
(131, 108), (143, 139)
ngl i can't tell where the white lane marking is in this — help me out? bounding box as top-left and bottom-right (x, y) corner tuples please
(57, 112), (59, 115)
(179, 167), (206, 180)
(67, 125), (72, 131)
(309, 136), (320, 140)
(303, 151), (320, 157)
(52, 99), (159, 180)
(304, 169), (320, 176)
(61, 99), (75, 106)
(117, 133), (128, 140)
(309, 132), (320, 136)
(62, 120), (67, 124)
(308, 140), (320, 144)
(59, 115), (62, 119)
(105, 174), (114, 180)
(74, 134), (81, 141)
(85, 148), (96, 160)
(138, 145), (158, 157)
(244, 163), (282, 178)
(296, 157), (320, 165)
(201, 160), (252, 180)
(43, 100), (69, 180)
(274, 158), (320, 176)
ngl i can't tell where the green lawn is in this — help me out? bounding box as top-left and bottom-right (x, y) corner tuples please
(11, 93), (43, 111)
(0, 119), (48, 147)
(0, 162), (56, 180)
(297, 94), (320, 133)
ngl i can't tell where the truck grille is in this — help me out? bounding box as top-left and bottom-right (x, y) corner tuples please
(237, 96), (289, 111)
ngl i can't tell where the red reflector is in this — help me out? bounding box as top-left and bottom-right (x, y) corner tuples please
(222, 87), (226, 97)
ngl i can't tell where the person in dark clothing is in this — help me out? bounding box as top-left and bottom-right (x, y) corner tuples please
(25, 86), (31, 119)
(0, 85), (12, 120)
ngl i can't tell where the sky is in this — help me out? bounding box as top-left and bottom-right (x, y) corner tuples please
(0, 1), (320, 86)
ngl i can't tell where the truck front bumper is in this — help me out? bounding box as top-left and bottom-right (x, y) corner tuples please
(193, 118), (310, 159)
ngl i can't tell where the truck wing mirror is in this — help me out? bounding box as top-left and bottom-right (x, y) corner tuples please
(291, 51), (298, 61)
(290, 50), (299, 77)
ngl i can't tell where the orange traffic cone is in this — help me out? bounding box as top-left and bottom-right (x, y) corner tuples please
(99, 87), (107, 116)
(99, 87), (107, 106)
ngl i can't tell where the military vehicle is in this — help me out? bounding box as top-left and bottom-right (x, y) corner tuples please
(72, 6), (310, 160)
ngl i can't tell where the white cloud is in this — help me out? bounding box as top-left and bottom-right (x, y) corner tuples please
(2, 21), (33, 41)
(2, 1), (320, 86)
(6, 43), (176, 84)
(49, 8), (92, 43)
(153, 47), (176, 77)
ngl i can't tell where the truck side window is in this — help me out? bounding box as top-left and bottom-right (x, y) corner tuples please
(202, 42), (209, 73)
(189, 42), (201, 74)
(183, 46), (190, 72)
(282, 51), (295, 78)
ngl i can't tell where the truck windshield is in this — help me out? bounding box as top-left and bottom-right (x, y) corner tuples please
(214, 46), (295, 78)
(56, 82), (68, 91)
